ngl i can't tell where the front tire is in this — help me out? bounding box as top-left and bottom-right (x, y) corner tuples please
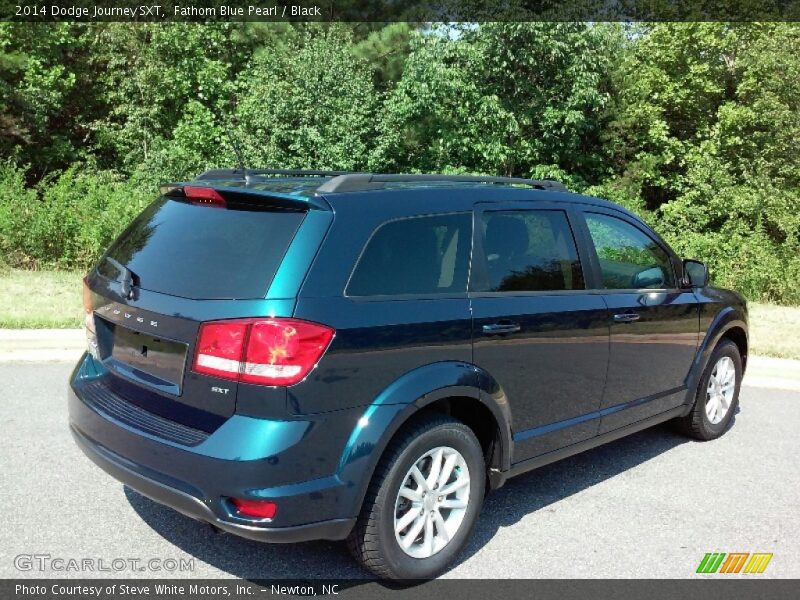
(347, 413), (485, 579)
(676, 339), (742, 440)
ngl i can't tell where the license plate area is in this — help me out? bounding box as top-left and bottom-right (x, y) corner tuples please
(97, 317), (188, 395)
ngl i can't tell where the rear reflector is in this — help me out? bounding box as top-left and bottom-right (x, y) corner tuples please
(193, 318), (334, 386)
(184, 186), (226, 207)
(230, 498), (277, 519)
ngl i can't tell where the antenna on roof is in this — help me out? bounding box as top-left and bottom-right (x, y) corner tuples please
(223, 119), (250, 183)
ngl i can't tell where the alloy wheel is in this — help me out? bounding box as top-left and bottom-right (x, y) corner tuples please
(705, 356), (736, 425)
(393, 446), (471, 559)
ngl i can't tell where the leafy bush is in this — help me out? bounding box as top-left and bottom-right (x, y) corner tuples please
(2, 22), (800, 305)
(0, 163), (152, 270)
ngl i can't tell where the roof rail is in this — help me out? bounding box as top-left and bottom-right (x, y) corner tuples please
(316, 173), (567, 194)
(196, 168), (356, 182)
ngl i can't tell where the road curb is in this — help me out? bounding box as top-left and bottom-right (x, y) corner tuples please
(0, 329), (85, 363)
(0, 329), (798, 391)
(743, 355), (800, 392)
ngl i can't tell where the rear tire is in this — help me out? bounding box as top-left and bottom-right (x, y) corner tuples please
(675, 339), (742, 440)
(347, 413), (485, 580)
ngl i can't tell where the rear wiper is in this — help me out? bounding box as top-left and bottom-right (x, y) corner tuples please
(104, 257), (140, 299)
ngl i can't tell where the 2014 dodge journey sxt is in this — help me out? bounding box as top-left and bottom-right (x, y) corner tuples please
(69, 169), (748, 579)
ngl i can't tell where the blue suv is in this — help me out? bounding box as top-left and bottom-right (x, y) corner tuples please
(69, 170), (748, 579)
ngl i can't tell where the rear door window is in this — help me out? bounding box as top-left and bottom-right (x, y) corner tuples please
(347, 213), (472, 297)
(97, 197), (305, 300)
(475, 210), (585, 292)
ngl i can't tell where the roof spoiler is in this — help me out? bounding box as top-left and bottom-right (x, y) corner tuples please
(158, 183), (330, 211)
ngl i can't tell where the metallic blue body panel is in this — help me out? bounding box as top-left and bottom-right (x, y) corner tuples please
(68, 181), (748, 544)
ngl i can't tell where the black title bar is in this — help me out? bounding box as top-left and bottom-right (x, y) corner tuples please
(4, 0), (800, 22)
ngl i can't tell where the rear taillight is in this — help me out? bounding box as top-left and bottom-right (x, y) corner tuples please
(184, 186), (226, 207)
(83, 276), (98, 358)
(193, 318), (334, 386)
(193, 321), (249, 379)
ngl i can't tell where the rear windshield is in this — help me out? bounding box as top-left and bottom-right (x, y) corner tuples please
(97, 197), (305, 300)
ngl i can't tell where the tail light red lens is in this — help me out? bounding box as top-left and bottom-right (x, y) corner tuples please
(194, 321), (249, 379)
(183, 186), (226, 207)
(83, 275), (98, 358)
(230, 498), (277, 519)
(193, 318), (334, 386)
(83, 276), (95, 333)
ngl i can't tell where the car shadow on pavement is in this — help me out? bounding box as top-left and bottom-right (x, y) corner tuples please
(124, 486), (370, 581)
(452, 422), (691, 568)
(125, 417), (733, 581)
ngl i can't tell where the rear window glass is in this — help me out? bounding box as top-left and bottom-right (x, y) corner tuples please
(97, 197), (304, 300)
(347, 213), (472, 297)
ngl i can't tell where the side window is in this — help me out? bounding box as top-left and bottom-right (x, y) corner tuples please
(347, 213), (472, 297)
(584, 213), (676, 290)
(477, 210), (585, 292)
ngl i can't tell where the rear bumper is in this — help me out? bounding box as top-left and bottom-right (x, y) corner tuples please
(70, 423), (354, 543)
(68, 353), (360, 542)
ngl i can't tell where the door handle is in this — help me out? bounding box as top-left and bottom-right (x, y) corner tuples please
(482, 322), (521, 335)
(613, 312), (641, 323)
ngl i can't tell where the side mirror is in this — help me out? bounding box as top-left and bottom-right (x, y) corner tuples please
(683, 259), (709, 288)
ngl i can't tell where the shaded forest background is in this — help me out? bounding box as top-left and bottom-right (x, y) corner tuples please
(1, 22), (798, 303)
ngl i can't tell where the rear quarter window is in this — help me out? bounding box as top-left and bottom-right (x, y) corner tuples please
(346, 213), (472, 297)
(97, 197), (305, 300)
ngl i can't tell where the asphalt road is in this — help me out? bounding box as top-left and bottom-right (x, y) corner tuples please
(1, 363), (798, 580)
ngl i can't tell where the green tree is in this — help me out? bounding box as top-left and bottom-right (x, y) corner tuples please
(604, 22), (800, 303)
(373, 23), (623, 184)
(234, 25), (378, 170)
(93, 23), (241, 177)
(0, 23), (102, 179)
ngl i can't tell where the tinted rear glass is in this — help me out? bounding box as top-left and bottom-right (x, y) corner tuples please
(97, 197), (304, 300)
(347, 213), (472, 297)
(477, 210), (585, 292)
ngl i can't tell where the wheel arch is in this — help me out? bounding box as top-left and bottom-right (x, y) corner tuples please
(335, 361), (514, 522)
(683, 306), (748, 410)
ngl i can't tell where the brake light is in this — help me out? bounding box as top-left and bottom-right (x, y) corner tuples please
(193, 318), (334, 386)
(184, 186), (226, 207)
(83, 276), (95, 332)
(83, 275), (98, 358)
(230, 498), (277, 519)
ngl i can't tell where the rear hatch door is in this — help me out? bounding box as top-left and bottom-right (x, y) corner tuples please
(88, 188), (310, 425)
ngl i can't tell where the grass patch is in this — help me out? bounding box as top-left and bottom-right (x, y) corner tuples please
(0, 269), (83, 328)
(1, 270), (799, 360)
(749, 303), (800, 361)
